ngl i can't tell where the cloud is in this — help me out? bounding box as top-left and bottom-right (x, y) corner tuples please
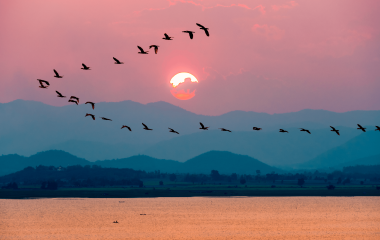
(252, 24), (284, 40)
(272, 1), (298, 11)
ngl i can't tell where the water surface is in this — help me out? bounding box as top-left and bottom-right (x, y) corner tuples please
(1, 197), (379, 239)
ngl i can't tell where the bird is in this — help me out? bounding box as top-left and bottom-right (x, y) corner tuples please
(68, 99), (78, 105)
(252, 127), (262, 131)
(168, 128), (179, 134)
(69, 96), (79, 104)
(279, 129), (288, 133)
(85, 102), (95, 110)
(375, 126), (380, 131)
(196, 23), (209, 36)
(137, 46), (149, 54)
(142, 123), (153, 130)
(85, 113), (95, 120)
(81, 63), (91, 70)
(53, 69), (63, 78)
(182, 31), (195, 39)
(121, 125), (132, 131)
(37, 79), (49, 88)
(101, 117), (112, 121)
(299, 128), (311, 134)
(162, 33), (173, 40)
(149, 45), (159, 54)
(219, 128), (231, 132)
(56, 91), (66, 98)
(330, 126), (340, 136)
(113, 57), (124, 64)
(199, 122), (209, 130)
(357, 124), (366, 132)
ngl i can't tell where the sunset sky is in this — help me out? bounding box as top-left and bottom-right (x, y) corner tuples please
(1, 0), (379, 115)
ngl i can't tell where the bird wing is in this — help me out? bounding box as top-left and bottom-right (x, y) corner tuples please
(204, 29), (209, 36)
(169, 128), (173, 131)
(189, 32), (194, 39)
(142, 123), (148, 128)
(330, 126), (336, 130)
(54, 69), (59, 76)
(164, 33), (169, 38)
(113, 57), (120, 63)
(199, 122), (205, 128)
(82, 63), (87, 68)
(138, 46), (144, 52)
(56, 91), (62, 96)
(149, 45), (155, 48)
(196, 23), (205, 28)
(91, 115), (95, 120)
(357, 124), (363, 128)
(127, 126), (131, 131)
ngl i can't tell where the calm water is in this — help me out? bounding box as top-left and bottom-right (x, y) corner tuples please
(1, 197), (379, 239)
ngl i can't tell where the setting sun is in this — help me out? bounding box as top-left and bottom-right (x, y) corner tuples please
(170, 72), (198, 100)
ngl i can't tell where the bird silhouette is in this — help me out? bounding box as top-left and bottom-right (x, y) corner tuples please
(137, 46), (149, 54)
(56, 91), (66, 98)
(196, 23), (209, 36)
(219, 128), (231, 132)
(113, 57), (124, 64)
(300, 128), (311, 134)
(85, 102), (95, 110)
(121, 125), (132, 131)
(68, 99), (78, 105)
(53, 69), (63, 78)
(85, 113), (95, 120)
(357, 124), (366, 132)
(168, 128), (179, 134)
(182, 31), (195, 39)
(142, 123), (153, 130)
(37, 79), (49, 88)
(101, 117), (112, 121)
(162, 33), (173, 40)
(253, 127), (262, 131)
(69, 96), (79, 104)
(375, 126), (380, 131)
(279, 129), (288, 133)
(81, 63), (91, 70)
(149, 45), (159, 54)
(330, 126), (340, 136)
(199, 122), (209, 130)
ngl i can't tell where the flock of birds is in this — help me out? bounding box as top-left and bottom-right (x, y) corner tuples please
(36, 22), (380, 136)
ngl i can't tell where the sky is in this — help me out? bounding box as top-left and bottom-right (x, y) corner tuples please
(1, 0), (379, 115)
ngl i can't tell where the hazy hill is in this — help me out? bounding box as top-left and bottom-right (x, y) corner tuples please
(298, 132), (380, 169)
(338, 154), (380, 168)
(1, 99), (379, 162)
(142, 127), (361, 165)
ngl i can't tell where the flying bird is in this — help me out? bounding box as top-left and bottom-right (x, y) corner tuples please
(199, 122), (209, 130)
(37, 79), (49, 88)
(55, 91), (66, 98)
(168, 128), (179, 134)
(279, 129), (288, 133)
(357, 124), (366, 132)
(101, 117), (112, 121)
(68, 99), (78, 105)
(252, 127), (262, 131)
(113, 57), (124, 64)
(196, 23), (209, 37)
(121, 125), (132, 131)
(53, 69), (63, 78)
(182, 31), (195, 39)
(85, 102), (95, 110)
(142, 123), (153, 130)
(330, 126), (340, 136)
(85, 113), (95, 120)
(219, 128), (231, 132)
(149, 45), (159, 54)
(162, 33), (173, 40)
(69, 96), (79, 104)
(375, 126), (380, 131)
(300, 128), (311, 134)
(81, 63), (91, 70)
(137, 46), (149, 54)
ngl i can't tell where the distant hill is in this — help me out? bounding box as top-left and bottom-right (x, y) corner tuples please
(298, 132), (380, 169)
(1, 99), (379, 163)
(0, 150), (277, 176)
(333, 154), (380, 169)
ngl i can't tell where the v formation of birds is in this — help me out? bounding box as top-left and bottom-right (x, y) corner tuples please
(37, 23), (379, 135)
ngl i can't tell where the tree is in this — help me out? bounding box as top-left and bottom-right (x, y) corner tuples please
(159, 181), (163, 186)
(342, 178), (350, 185)
(210, 170), (221, 181)
(240, 177), (246, 185)
(169, 174), (177, 182)
(337, 177), (342, 184)
(360, 181), (364, 185)
(231, 173), (237, 181)
(297, 178), (305, 188)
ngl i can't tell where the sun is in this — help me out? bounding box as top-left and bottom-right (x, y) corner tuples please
(170, 72), (198, 100)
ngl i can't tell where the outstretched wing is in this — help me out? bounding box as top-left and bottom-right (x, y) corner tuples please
(204, 28), (209, 36)
(164, 33), (169, 38)
(127, 126), (131, 131)
(330, 126), (336, 130)
(357, 124), (363, 128)
(56, 91), (62, 96)
(196, 23), (205, 28)
(137, 46), (144, 52)
(82, 63), (87, 68)
(199, 122), (205, 128)
(113, 57), (120, 63)
(142, 123), (148, 128)
(54, 69), (59, 76)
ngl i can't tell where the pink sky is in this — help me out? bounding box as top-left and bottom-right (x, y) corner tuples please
(1, 0), (379, 115)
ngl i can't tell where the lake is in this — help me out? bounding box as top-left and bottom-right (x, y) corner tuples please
(1, 197), (379, 239)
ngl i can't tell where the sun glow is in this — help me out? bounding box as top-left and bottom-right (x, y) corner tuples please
(170, 72), (198, 100)
(170, 72), (198, 87)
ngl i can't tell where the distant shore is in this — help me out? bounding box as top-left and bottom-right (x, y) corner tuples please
(1, 187), (379, 199)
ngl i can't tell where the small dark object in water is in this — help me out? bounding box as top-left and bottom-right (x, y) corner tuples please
(140, 214), (146, 215)
(113, 221), (118, 223)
